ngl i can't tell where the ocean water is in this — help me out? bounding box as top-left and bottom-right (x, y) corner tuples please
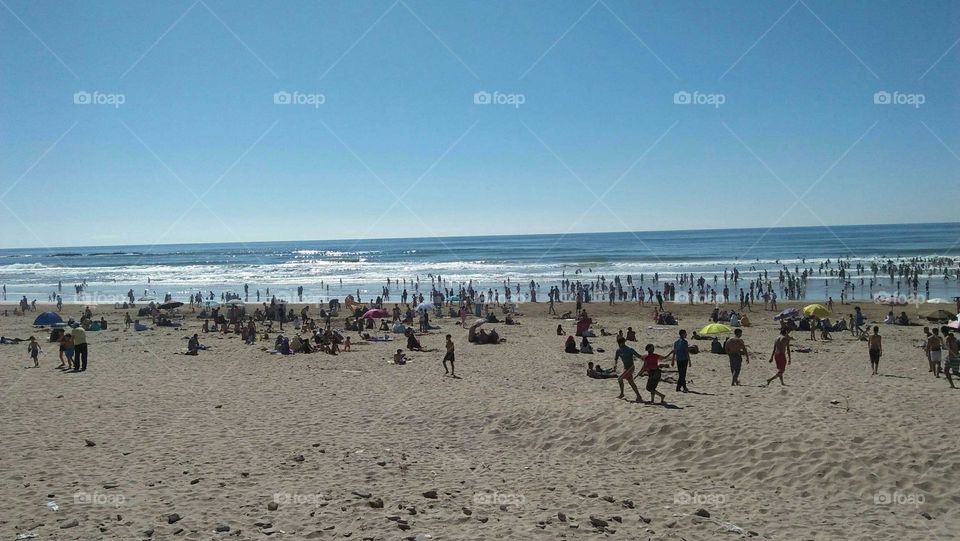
(1, 223), (959, 304)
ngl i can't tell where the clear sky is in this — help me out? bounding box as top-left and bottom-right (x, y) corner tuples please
(1, 0), (958, 248)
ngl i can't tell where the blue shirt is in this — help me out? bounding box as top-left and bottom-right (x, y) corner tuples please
(674, 338), (689, 361)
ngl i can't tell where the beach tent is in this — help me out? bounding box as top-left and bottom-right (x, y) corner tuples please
(33, 311), (63, 326)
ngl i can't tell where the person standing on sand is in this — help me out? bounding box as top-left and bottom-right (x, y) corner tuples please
(926, 328), (943, 378)
(614, 337), (643, 402)
(637, 343), (668, 404)
(27, 336), (41, 367)
(868, 326), (882, 375)
(724, 328), (749, 386)
(442, 334), (456, 377)
(671, 330), (691, 392)
(765, 329), (791, 386)
(942, 327), (957, 389)
(71, 327), (88, 372)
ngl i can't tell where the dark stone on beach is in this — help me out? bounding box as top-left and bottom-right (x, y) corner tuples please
(694, 508), (710, 518)
(748, 531), (759, 536)
(215, 524), (230, 532)
(611, 516), (622, 523)
(85, 439), (96, 447)
(60, 519), (79, 529)
(293, 454), (305, 462)
(368, 498), (384, 509)
(830, 399), (840, 405)
(377, 461), (386, 466)
(666, 521), (677, 528)
(476, 516), (489, 523)
(622, 499), (634, 509)
(190, 478), (200, 485)
(499, 504), (508, 511)
(240, 472), (249, 477)
(588, 492), (598, 498)
(142, 528), (155, 537)
(351, 491), (371, 499)
(397, 523), (411, 531)
(589, 516), (607, 528)
(557, 511), (567, 522)
(639, 514), (651, 524)
(462, 507), (472, 515)
(387, 516), (401, 522)
(407, 506), (418, 515)
(267, 502), (279, 511)
(173, 528), (184, 535)
(167, 513), (181, 524)
(422, 490), (438, 499)
(103, 482), (119, 489)
(601, 495), (615, 503)
(921, 512), (933, 520)
(214, 405), (223, 409)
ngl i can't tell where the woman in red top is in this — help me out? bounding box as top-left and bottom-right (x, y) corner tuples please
(638, 343), (669, 404)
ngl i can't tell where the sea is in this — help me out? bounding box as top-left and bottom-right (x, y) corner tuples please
(2, 223), (959, 305)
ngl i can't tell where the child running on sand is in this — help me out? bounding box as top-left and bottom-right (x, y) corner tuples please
(27, 336), (41, 367)
(614, 337), (642, 402)
(765, 329), (791, 386)
(637, 343), (668, 404)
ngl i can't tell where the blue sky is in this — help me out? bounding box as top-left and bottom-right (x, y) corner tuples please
(1, 0), (958, 248)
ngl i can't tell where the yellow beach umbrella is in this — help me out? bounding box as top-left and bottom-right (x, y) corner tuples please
(802, 304), (830, 318)
(699, 323), (732, 335)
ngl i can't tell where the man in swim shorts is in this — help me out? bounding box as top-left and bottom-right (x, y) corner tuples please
(867, 326), (882, 375)
(442, 334), (456, 377)
(766, 328), (791, 387)
(724, 328), (749, 386)
(926, 328), (943, 378)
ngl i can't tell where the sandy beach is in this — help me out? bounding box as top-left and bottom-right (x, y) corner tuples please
(1, 300), (957, 541)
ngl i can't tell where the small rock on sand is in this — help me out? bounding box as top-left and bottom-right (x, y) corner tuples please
(422, 490), (438, 499)
(694, 508), (711, 518)
(60, 519), (79, 529)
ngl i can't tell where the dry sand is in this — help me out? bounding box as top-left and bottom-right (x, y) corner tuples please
(1, 300), (958, 540)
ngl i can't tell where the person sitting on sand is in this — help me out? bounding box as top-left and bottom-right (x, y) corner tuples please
(406, 330), (424, 351)
(379, 319), (390, 331)
(626, 327), (637, 341)
(740, 314), (751, 327)
(393, 349), (407, 365)
(557, 324), (565, 336)
(729, 312), (741, 328)
(564, 335), (578, 354)
(883, 311), (895, 324)
(186, 334), (204, 355)
(558, 311), (572, 319)
(587, 361), (617, 379)
(897, 312), (909, 326)
(600, 327), (612, 337)
(579, 336), (594, 354)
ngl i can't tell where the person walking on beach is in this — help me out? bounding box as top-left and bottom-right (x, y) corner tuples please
(868, 326), (882, 375)
(442, 334), (456, 377)
(725, 328), (749, 386)
(614, 337), (642, 402)
(27, 336), (41, 368)
(765, 329), (791, 386)
(637, 343), (668, 404)
(926, 328), (943, 378)
(71, 327), (88, 372)
(671, 329), (691, 392)
(942, 327), (958, 389)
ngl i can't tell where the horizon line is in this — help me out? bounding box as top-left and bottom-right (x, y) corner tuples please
(2, 219), (958, 252)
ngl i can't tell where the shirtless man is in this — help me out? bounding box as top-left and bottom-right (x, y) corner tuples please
(926, 328), (943, 378)
(442, 334), (457, 377)
(867, 326), (882, 375)
(724, 328), (749, 386)
(765, 328), (791, 386)
(942, 328), (958, 389)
